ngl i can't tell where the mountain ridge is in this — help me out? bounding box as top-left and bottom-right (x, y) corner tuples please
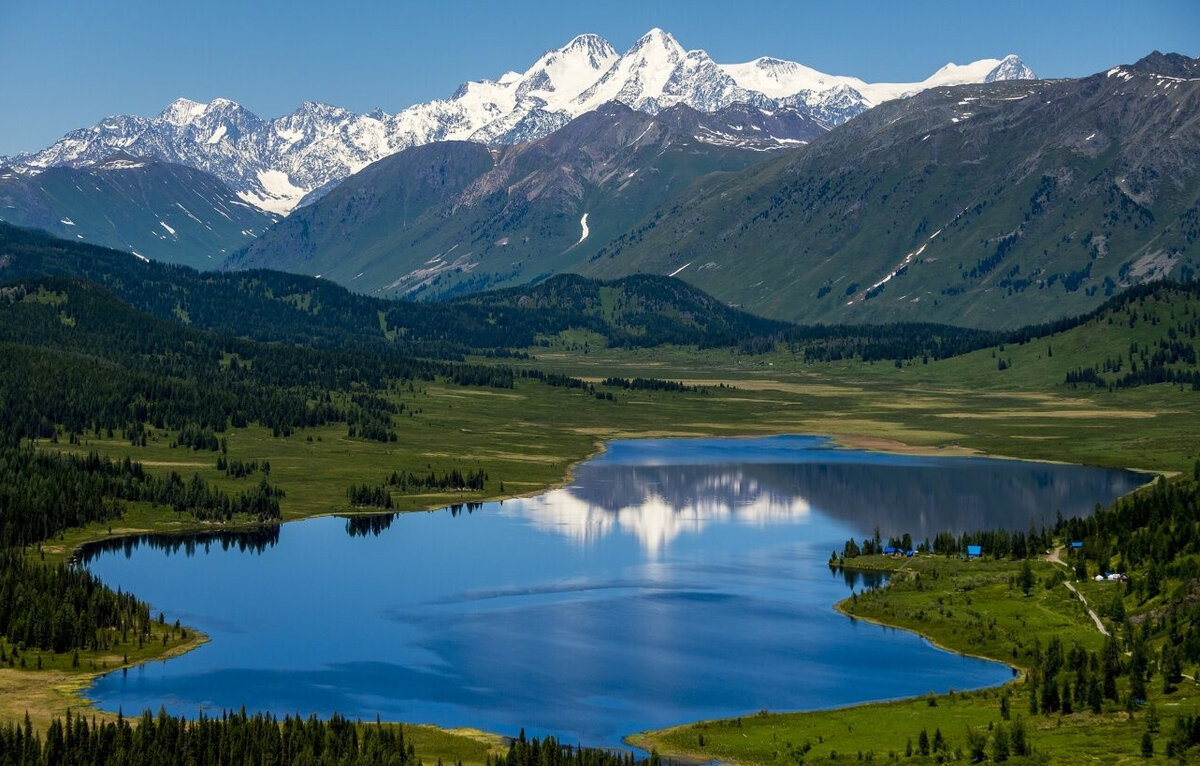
(4, 30), (1034, 214)
(225, 101), (824, 298)
(0, 152), (278, 269)
(580, 53), (1200, 329)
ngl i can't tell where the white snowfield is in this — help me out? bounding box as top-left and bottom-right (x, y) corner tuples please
(576, 213), (590, 245)
(10, 29), (1034, 216)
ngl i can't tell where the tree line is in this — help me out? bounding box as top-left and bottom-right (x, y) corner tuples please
(0, 447), (282, 549)
(0, 709), (661, 766)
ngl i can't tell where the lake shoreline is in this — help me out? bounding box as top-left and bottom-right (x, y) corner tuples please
(18, 431), (1141, 758)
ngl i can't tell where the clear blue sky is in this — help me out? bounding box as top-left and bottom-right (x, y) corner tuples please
(1, 0), (1196, 156)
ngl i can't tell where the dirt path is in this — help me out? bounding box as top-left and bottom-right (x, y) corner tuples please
(1047, 547), (1109, 637)
(1064, 580), (1110, 636)
(1046, 545), (1068, 568)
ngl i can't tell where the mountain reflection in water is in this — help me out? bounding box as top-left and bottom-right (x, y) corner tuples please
(508, 436), (1150, 554)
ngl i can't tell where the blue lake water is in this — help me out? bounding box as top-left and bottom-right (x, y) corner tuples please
(82, 435), (1150, 747)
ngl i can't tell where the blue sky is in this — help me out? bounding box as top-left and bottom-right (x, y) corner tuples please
(1, 0), (1196, 156)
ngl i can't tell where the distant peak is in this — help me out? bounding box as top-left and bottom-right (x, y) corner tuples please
(203, 98), (246, 116)
(294, 101), (348, 117)
(986, 54), (1036, 82)
(633, 27), (682, 51)
(1131, 51), (1200, 78)
(562, 33), (614, 53)
(158, 97), (208, 125)
(553, 33), (618, 68)
(752, 56), (794, 69)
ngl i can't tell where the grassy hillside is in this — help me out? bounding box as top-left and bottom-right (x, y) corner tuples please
(586, 55), (1200, 329)
(228, 103), (796, 299)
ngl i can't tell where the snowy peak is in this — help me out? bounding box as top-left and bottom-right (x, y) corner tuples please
(986, 55), (1036, 82)
(574, 28), (689, 113)
(159, 98), (208, 126)
(15, 29), (1038, 214)
(515, 34), (620, 111)
(721, 57), (865, 99)
(722, 52), (1035, 111)
(558, 33), (619, 69)
(632, 27), (684, 55)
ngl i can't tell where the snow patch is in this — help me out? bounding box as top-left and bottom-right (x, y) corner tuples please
(97, 158), (147, 171)
(60, 218), (75, 226)
(668, 261), (692, 277)
(174, 202), (204, 224)
(207, 125), (227, 144)
(576, 213), (589, 245)
(236, 170), (308, 215)
(159, 221), (176, 236)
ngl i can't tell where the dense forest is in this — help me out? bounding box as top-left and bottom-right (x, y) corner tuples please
(0, 710), (655, 766)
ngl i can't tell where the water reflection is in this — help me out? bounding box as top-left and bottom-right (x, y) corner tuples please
(833, 566), (888, 591)
(507, 439), (1150, 554)
(343, 503), (482, 537)
(77, 526), (280, 564)
(344, 514), (397, 537)
(513, 469), (812, 555)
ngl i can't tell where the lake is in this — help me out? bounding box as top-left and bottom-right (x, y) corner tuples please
(82, 435), (1150, 747)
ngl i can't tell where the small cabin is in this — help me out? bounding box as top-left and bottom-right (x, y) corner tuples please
(967, 545), (982, 558)
(883, 546), (897, 555)
(1071, 541), (1084, 549)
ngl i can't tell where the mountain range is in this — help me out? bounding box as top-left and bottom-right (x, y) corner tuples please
(0, 153), (278, 269)
(225, 101), (824, 298)
(3, 29), (1033, 215)
(224, 52), (1200, 327)
(582, 52), (1200, 327)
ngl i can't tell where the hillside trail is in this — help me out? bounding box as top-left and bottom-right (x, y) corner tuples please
(1046, 546), (1109, 637)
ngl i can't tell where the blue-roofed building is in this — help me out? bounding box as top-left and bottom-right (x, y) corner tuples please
(1071, 541), (1084, 549)
(883, 546), (897, 554)
(967, 545), (982, 558)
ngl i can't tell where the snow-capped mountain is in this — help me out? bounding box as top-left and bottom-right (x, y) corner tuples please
(722, 53), (1037, 125)
(6, 29), (1035, 214)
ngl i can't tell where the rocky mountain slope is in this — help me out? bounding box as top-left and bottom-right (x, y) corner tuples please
(582, 52), (1200, 329)
(4, 30), (1033, 214)
(0, 154), (277, 269)
(226, 102), (823, 298)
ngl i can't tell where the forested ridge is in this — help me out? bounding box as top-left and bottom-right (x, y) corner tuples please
(0, 277), (512, 446)
(0, 221), (1142, 364)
